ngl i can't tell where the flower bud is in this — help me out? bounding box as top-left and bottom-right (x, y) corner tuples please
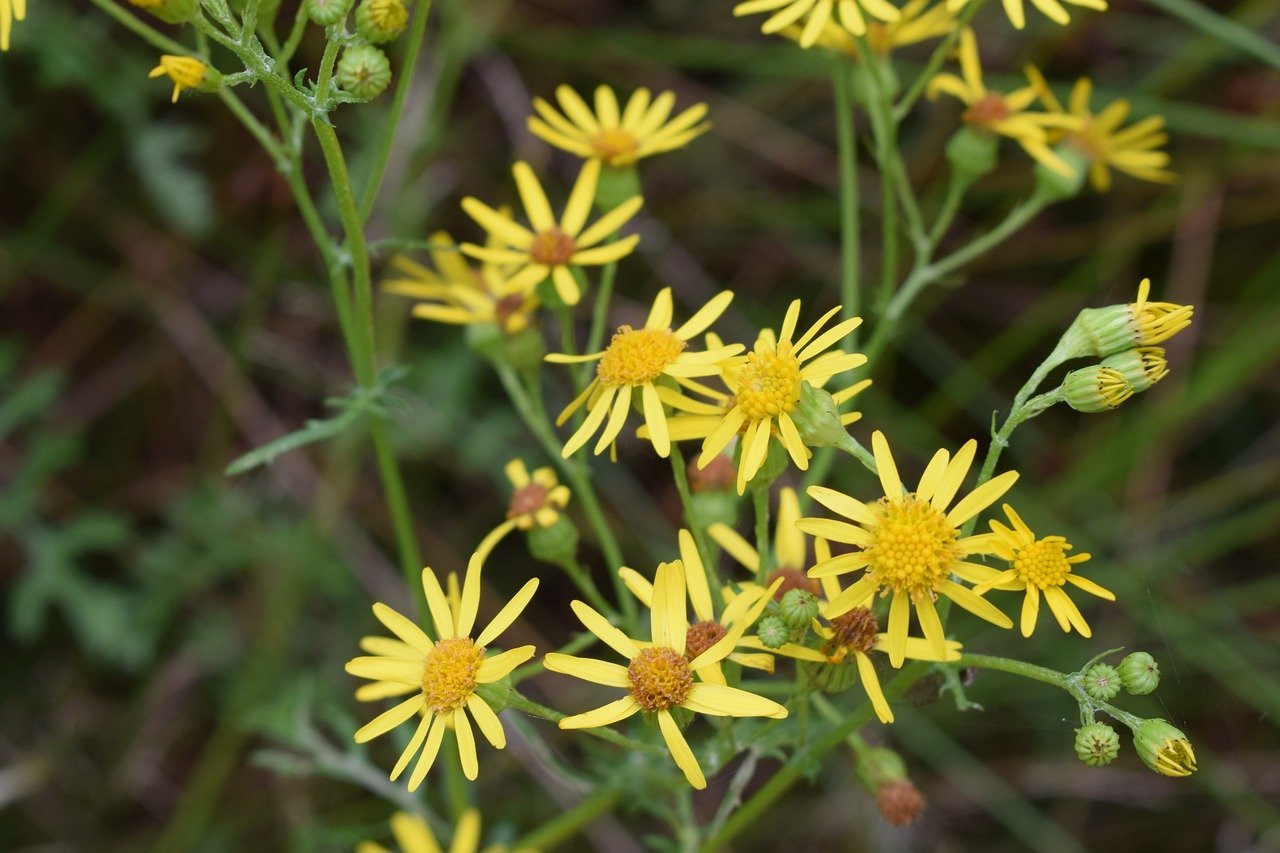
(1082, 663), (1121, 701)
(148, 56), (221, 103)
(756, 616), (789, 650)
(336, 43), (392, 101)
(1101, 347), (1168, 394)
(946, 126), (999, 181)
(1062, 279), (1194, 360)
(306, 0), (351, 26)
(1063, 365), (1133, 413)
(778, 588), (819, 630)
(690, 491), (739, 531)
(1034, 146), (1087, 201)
(526, 517), (579, 566)
(128, 0), (200, 25)
(1074, 721), (1120, 767)
(792, 383), (851, 451)
(1118, 651), (1160, 695)
(1133, 719), (1196, 777)
(355, 0), (408, 43)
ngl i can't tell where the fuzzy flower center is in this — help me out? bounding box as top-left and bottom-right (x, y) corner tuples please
(685, 620), (727, 661)
(597, 326), (685, 386)
(530, 228), (576, 266)
(420, 637), (484, 713)
(508, 483), (550, 520)
(823, 607), (880, 663)
(592, 128), (639, 163)
(766, 567), (821, 601)
(627, 646), (693, 711)
(865, 496), (959, 599)
(963, 92), (1011, 128)
(736, 344), (802, 420)
(1012, 537), (1074, 588)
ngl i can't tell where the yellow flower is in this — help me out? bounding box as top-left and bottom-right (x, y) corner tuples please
(1026, 70), (1174, 192)
(460, 160), (642, 306)
(473, 459), (571, 564)
(798, 430), (1017, 665)
(529, 85), (710, 167)
(695, 300), (865, 493)
(946, 0), (1105, 30)
(149, 55), (208, 103)
(1, 0), (25, 51)
(927, 29), (1075, 176)
(544, 560), (788, 789)
(1133, 719), (1196, 777)
(973, 504), (1114, 637)
(735, 0), (904, 46)
(782, 0), (956, 58)
(384, 229), (540, 334)
(345, 557), (539, 789)
(619, 530), (782, 683)
(358, 809), (486, 853)
(547, 287), (742, 459)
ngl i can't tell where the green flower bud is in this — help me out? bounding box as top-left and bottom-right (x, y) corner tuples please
(855, 746), (907, 792)
(946, 126), (999, 181)
(1118, 651), (1160, 695)
(336, 43), (392, 101)
(1082, 663), (1121, 701)
(791, 383), (850, 451)
(756, 616), (788, 650)
(355, 0), (408, 43)
(128, 0), (200, 25)
(1063, 365), (1134, 413)
(595, 164), (641, 211)
(1133, 719), (1196, 777)
(1058, 278), (1194, 360)
(1101, 347), (1168, 394)
(305, 0), (350, 25)
(1034, 146), (1087, 201)
(526, 517), (579, 566)
(1074, 722), (1120, 767)
(502, 326), (546, 373)
(778, 588), (819, 630)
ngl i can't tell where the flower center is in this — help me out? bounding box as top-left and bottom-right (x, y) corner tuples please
(864, 496), (959, 599)
(508, 483), (550, 520)
(530, 228), (576, 266)
(823, 607), (879, 663)
(765, 567), (821, 601)
(627, 646), (693, 711)
(685, 620), (727, 661)
(1012, 537), (1074, 588)
(596, 325), (685, 386)
(591, 128), (639, 163)
(735, 343), (802, 420)
(420, 637), (484, 713)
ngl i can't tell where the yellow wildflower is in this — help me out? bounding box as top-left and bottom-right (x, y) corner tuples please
(544, 560), (787, 789)
(547, 288), (742, 459)
(345, 556), (539, 789)
(149, 55), (208, 103)
(735, 0), (904, 46)
(1, 0), (25, 51)
(1133, 719), (1197, 777)
(529, 85), (710, 167)
(946, 0), (1106, 30)
(782, 0), (956, 58)
(799, 431), (1017, 665)
(460, 160), (642, 306)
(473, 459), (571, 564)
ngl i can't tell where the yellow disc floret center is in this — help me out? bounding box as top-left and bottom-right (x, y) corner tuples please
(530, 228), (577, 266)
(597, 325), (685, 386)
(736, 344), (802, 420)
(627, 646), (693, 711)
(1012, 537), (1073, 589)
(420, 637), (484, 713)
(865, 496), (959, 599)
(592, 128), (639, 163)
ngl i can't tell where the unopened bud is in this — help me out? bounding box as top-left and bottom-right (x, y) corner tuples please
(526, 517), (579, 566)
(756, 616), (788, 650)
(946, 126), (999, 181)
(1082, 663), (1121, 701)
(305, 0), (350, 25)
(1101, 347), (1168, 394)
(355, 0), (408, 43)
(792, 383), (851, 451)
(1118, 651), (1160, 695)
(778, 588), (819, 630)
(336, 43), (392, 101)
(1074, 721), (1120, 767)
(1063, 365), (1133, 413)
(1133, 719), (1196, 777)
(1061, 278), (1194, 359)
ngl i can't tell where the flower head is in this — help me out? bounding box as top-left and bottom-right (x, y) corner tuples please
(974, 504), (1115, 637)
(460, 160), (642, 306)
(472, 459), (572, 565)
(548, 288), (742, 459)
(544, 560), (787, 789)
(1133, 719), (1196, 777)
(785, 0), (956, 57)
(345, 557), (539, 789)
(799, 431), (1017, 665)
(529, 85), (710, 167)
(696, 301), (865, 493)
(946, 0), (1106, 30)
(1, 0), (26, 51)
(357, 809), (484, 853)
(735, 0), (904, 46)
(149, 55), (209, 103)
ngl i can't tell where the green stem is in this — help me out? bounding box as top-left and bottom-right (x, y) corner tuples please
(751, 484), (771, 584)
(559, 556), (620, 620)
(833, 61), (860, 348)
(314, 19), (347, 110)
(585, 256), (619, 357)
(928, 168), (971, 249)
(278, 0), (310, 67)
(506, 691), (666, 755)
(669, 442), (715, 574)
(956, 653), (1145, 729)
(512, 787), (622, 849)
(88, 0), (189, 53)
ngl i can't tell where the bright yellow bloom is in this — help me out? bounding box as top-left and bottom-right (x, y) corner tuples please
(1, 0), (25, 51)
(946, 0), (1105, 30)
(345, 557), (539, 789)
(544, 560), (788, 789)
(460, 160), (642, 306)
(358, 810), (486, 853)
(782, 0), (956, 57)
(149, 55), (208, 103)
(529, 85), (710, 167)
(972, 504), (1114, 637)
(799, 431), (1017, 665)
(1134, 719), (1197, 777)
(620, 530), (782, 683)
(927, 30), (1074, 176)
(473, 459), (571, 564)
(384, 229), (539, 334)
(1026, 70), (1175, 192)
(735, 0), (904, 46)
(548, 288), (742, 459)
(695, 301), (865, 493)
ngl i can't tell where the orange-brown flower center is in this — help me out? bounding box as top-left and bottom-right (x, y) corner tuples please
(627, 646), (693, 711)
(963, 92), (1011, 128)
(420, 637), (484, 713)
(508, 483), (550, 519)
(530, 228), (576, 266)
(823, 606), (879, 663)
(685, 620), (727, 661)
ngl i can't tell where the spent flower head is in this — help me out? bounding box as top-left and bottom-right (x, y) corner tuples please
(529, 85), (710, 168)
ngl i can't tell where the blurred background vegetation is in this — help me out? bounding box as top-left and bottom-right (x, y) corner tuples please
(2, 0), (1279, 849)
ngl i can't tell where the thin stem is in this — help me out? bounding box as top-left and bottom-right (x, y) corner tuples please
(505, 691), (666, 755)
(669, 441), (715, 575)
(559, 556), (621, 620)
(314, 20), (348, 110)
(278, 0), (310, 67)
(87, 0), (189, 53)
(585, 257), (619, 356)
(928, 169), (970, 249)
(833, 61), (860, 348)
(752, 484), (771, 584)
(704, 749), (761, 842)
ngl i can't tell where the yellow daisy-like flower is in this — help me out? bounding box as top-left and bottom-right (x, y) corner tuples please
(783, 0), (956, 58)
(460, 160), (642, 307)
(529, 85), (710, 168)
(927, 30), (1074, 177)
(619, 530), (781, 683)
(384, 229), (539, 335)
(1026, 70), (1174, 192)
(972, 504), (1115, 637)
(358, 809), (488, 853)
(735, 0), (903, 46)
(149, 55), (208, 103)
(1, 0), (25, 51)
(547, 287), (742, 459)
(695, 301), (865, 493)
(946, 0), (1105, 30)
(474, 459), (571, 564)
(798, 430), (1017, 666)
(544, 560), (788, 789)
(345, 557), (539, 790)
